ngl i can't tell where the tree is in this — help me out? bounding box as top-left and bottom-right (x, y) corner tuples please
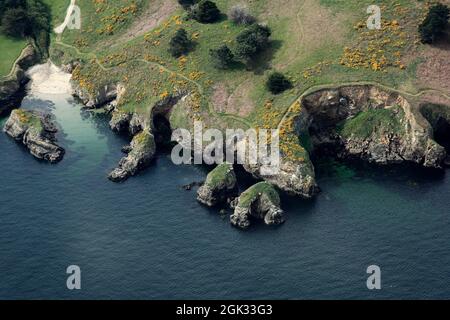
(209, 45), (234, 69)
(419, 3), (450, 44)
(235, 24), (271, 62)
(229, 4), (256, 25)
(191, 0), (221, 23)
(169, 28), (192, 57)
(266, 72), (292, 94)
(0, 0), (27, 20)
(1, 8), (30, 38)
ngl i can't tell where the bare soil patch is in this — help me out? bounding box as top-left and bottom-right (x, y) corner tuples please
(415, 39), (450, 94)
(117, 0), (178, 42)
(212, 79), (256, 117)
(260, 0), (346, 70)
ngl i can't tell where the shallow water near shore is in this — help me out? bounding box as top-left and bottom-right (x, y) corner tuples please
(1, 64), (450, 299)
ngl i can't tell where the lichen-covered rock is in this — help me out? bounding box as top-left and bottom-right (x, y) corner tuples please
(108, 130), (156, 182)
(197, 163), (238, 207)
(230, 182), (284, 229)
(3, 109), (64, 163)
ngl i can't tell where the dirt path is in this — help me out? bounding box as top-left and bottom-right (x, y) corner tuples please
(54, 0), (77, 34)
(277, 0), (306, 70)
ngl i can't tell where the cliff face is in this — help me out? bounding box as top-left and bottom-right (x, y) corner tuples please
(3, 109), (64, 163)
(243, 157), (319, 199)
(108, 129), (156, 182)
(302, 85), (447, 169)
(0, 45), (41, 116)
(72, 82), (119, 109)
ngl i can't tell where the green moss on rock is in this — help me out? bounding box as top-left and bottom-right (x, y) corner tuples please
(205, 162), (235, 189)
(338, 106), (405, 139)
(238, 181), (280, 208)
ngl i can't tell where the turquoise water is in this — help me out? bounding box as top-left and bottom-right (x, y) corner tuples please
(1, 93), (450, 299)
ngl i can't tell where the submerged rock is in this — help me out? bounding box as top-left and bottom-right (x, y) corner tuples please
(230, 182), (284, 229)
(197, 163), (238, 207)
(182, 181), (204, 191)
(108, 130), (156, 182)
(3, 109), (65, 163)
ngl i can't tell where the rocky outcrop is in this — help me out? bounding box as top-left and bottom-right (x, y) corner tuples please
(302, 85), (447, 169)
(244, 158), (319, 199)
(72, 82), (118, 109)
(110, 111), (132, 133)
(109, 108), (148, 135)
(0, 44), (40, 116)
(108, 130), (156, 182)
(230, 182), (284, 229)
(3, 109), (64, 163)
(197, 163), (238, 207)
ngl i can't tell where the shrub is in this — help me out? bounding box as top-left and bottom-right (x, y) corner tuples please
(0, 0), (50, 43)
(191, 0), (221, 23)
(177, 0), (198, 9)
(235, 24), (271, 62)
(229, 4), (256, 25)
(419, 3), (450, 44)
(168, 28), (192, 57)
(209, 45), (234, 69)
(266, 72), (292, 94)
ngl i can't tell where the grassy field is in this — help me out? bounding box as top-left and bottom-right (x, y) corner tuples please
(48, 0), (444, 162)
(43, 0), (71, 27)
(0, 35), (28, 77)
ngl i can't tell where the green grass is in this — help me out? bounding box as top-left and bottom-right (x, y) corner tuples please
(239, 182), (280, 207)
(43, 0), (71, 27)
(0, 35), (28, 77)
(13, 109), (43, 132)
(205, 163), (234, 188)
(53, 0), (427, 119)
(56, 0), (151, 50)
(339, 106), (405, 139)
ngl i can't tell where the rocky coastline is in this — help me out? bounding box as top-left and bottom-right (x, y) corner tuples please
(65, 65), (450, 228)
(0, 44), (42, 116)
(3, 109), (65, 163)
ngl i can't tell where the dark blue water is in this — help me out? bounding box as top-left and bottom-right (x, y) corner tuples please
(1, 90), (450, 299)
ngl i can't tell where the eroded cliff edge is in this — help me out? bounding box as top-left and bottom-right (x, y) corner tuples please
(69, 67), (449, 196)
(0, 44), (42, 116)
